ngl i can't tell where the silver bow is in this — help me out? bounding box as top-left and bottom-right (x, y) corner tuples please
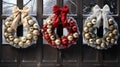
(92, 5), (110, 29)
(10, 6), (30, 31)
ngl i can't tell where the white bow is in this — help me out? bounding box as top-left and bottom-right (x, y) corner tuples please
(10, 6), (30, 31)
(92, 5), (110, 29)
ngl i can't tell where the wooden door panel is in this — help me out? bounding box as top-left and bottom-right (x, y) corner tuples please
(83, 46), (97, 62)
(42, 45), (57, 63)
(63, 45), (79, 63)
(1, 46), (18, 62)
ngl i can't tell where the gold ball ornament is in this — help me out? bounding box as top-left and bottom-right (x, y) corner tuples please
(101, 42), (106, 48)
(106, 37), (111, 42)
(55, 39), (61, 45)
(91, 19), (96, 24)
(13, 38), (19, 44)
(9, 35), (14, 41)
(108, 32), (113, 37)
(83, 27), (88, 32)
(112, 29), (118, 35)
(26, 33), (32, 39)
(21, 37), (27, 42)
(5, 21), (11, 27)
(4, 32), (9, 37)
(50, 35), (55, 41)
(108, 18), (113, 24)
(86, 22), (92, 27)
(67, 35), (73, 41)
(29, 27), (34, 32)
(25, 40), (32, 45)
(7, 27), (13, 33)
(6, 38), (10, 43)
(73, 32), (79, 38)
(18, 41), (24, 47)
(111, 38), (115, 44)
(84, 33), (90, 39)
(28, 20), (34, 25)
(96, 39), (102, 44)
(33, 36), (38, 41)
(109, 25), (114, 31)
(33, 30), (39, 35)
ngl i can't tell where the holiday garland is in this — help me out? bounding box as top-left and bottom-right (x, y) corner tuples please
(83, 5), (119, 49)
(42, 5), (80, 49)
(4, 6), (39, 48)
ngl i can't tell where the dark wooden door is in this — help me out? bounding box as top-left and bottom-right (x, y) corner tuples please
(0, 0), (120, 67)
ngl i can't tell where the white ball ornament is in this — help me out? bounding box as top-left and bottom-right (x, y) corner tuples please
(67, 35), (73, 41)
(89, 39), (94, 44)
(46, 19), (52, 25)
(91, 19), (96, 24)
(33, 23), (38, 29)
(28, 20), (34, 25)
(55, 39), (61, 45)
(47, 25), (52, 29)
(73, 32), (79, 38)
(47, 29), (52, 34)
(50, 35), (55, 40)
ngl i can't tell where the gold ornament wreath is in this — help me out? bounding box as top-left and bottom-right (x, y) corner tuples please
(4, 6), (39, 48)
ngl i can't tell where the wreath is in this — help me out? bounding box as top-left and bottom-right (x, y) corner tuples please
(83, 5), (119, 49)
(4, 6), (39, 48)
(42, 5), (80, 49)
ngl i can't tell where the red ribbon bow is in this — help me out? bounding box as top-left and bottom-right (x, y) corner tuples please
(52, 5), (69, 28)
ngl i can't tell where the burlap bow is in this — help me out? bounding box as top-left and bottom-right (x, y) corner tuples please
(92, 5), (110, 29)
(10, 6), (30, 31)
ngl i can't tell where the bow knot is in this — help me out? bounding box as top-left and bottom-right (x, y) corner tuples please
(52, 5), (69, 28)
(10, 6), (30, 31)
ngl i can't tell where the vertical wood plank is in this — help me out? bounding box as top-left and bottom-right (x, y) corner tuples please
(77, 0), (82, 67)
(17, 0), (23, 67)
(36, 0), (43, 66)
(0, 0), (2, 61)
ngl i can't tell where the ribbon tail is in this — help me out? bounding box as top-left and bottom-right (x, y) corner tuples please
(21, 17), (29, 28)
(10, 14), (20, 31)
(52, 15), (59, 28)
(94, 12), (102, 28)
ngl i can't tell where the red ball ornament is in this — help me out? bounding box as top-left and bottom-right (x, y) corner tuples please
(70, 20), (75, 27)
(42, 25), (47, 31)
(44, 33), (50, 40)
(62, 38), (68, 44)
(72, 26), (77, 31)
